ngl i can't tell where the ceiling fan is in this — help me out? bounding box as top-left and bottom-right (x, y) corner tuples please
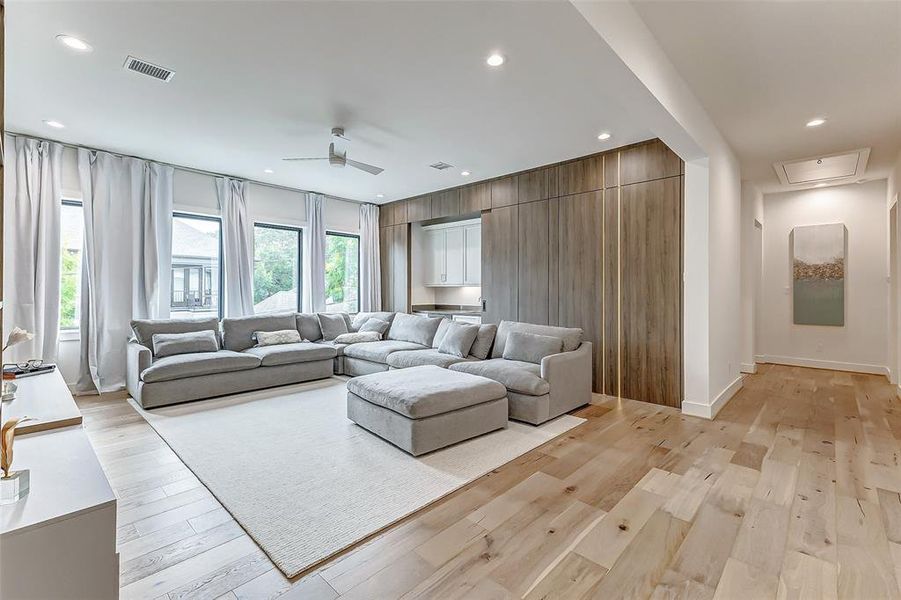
(282, 127), (384, 175)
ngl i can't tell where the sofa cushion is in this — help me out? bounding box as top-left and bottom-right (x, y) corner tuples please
(359, 318), (390, 338)
(335, 331), (381, 344)
(343, 340), (428, 363)
(318, 313), (350, 341)
(222, 313), (298, 351)
(141, 350), (261, 383)
(254, 329), (303, 346)
(438, 322), (480, 358)
(387, 348), (476, 370)
(347, 365), (507, 419)
(468, 324), (497, 360)
(314, 340), (348, 356)
(450, 359), (550, 396)
(243, 342), (336, 367)
(388, 313), (442, 346)
(131, 316), (219, 349)
(491, 321), (582, 359)
(350, 311), (396, 331)
(296, 313), (323, 342)
(502, 331), (563, 364)
(152, 330), (219, 358)
(431, 319), (452, 349)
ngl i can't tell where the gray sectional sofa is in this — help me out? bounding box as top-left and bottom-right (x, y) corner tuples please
(126, 310), (592, 424)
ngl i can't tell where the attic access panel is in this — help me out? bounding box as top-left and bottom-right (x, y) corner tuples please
(774, 148), (870, 186)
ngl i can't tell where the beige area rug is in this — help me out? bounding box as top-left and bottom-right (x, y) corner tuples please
(130, 377), (584, 578)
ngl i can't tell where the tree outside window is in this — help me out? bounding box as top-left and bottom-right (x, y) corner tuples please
(253, 224), (301, 313)
(325, 232), (359, 313)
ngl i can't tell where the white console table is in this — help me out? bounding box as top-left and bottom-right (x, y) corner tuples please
(0, 371), (118, 599)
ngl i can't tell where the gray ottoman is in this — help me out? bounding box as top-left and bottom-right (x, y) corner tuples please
(346, 365), (508, 456)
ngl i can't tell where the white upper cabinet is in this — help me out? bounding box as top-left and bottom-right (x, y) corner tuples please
(422, 219), (481, 287)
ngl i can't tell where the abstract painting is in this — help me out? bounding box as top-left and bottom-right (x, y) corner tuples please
(791, 223), (846, 326)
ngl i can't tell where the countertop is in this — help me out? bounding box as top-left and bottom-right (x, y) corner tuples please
(412, 305), (482, 317)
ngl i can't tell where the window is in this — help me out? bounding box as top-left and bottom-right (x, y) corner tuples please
(325, 232), (360, 313)
(171, 213), (222, 319)
(253, 224), (302, 313)
(59, 200), (84, 330)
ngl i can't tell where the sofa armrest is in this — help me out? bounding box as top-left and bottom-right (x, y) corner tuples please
(126, 340), (152, 400)
(540, 342), (593, 416)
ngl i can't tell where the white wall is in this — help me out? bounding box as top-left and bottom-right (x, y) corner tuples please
(887, 151), (901, 385)
(758, 180), (888, 374)
(740, 181), (764, 373)
(55, 146), (361, 385)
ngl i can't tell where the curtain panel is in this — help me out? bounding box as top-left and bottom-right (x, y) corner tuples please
(216, 178), (254, 317)
(303, 193), (327, 313)
(77, 149), (174, 393)
(2, 135), (64, 363)
(359, 203), (381, 311)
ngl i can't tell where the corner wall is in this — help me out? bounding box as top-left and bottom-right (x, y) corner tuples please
(740, 181), (764, 373)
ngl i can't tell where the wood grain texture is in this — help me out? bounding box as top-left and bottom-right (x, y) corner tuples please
(603, 187), (619, 397)
(405, 196), (431, 222)
(392, 200), (408, 225)
(482, 205), (518, 324)
(557, 191), (604, 392)
(620, 139), (682, 186)
(490, 176), (518, 208)
(430, 189), (461, 220)
(517, 168), (550, 204)
(460, 182), (489, 215)
(378, 204), (393, 228)
(557, 154), (604, 197)
(517, 199), (550, 325)
(391, 224), (409, 313)
(379, 225), (393, 310)
(619, 176), (683, 406)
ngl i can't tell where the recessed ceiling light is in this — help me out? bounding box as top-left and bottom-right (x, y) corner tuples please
(597, 132), (612, 141)
(43, 120), (65, 129)
(806, 118), (826, 128)
(486, 53), (505, 67)
(263, 169), (274, 174)
(56, 35), (93, 52)
(461, 171), (471, 177)
(376, 194), (384, 199)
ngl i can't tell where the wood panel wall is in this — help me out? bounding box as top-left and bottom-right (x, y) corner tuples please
(378, 138), (683, 407)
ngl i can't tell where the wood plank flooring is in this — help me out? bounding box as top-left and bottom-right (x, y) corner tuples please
(76, 364), (901, 599)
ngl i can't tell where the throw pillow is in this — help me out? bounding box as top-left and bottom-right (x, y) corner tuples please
(502, 331), (563, 364)
(334, 331), (381, 344)
(387, 312), (442, 346)
(437, 322), (480, 358)
(318, 313), (350, 341)
(254, 329), (302, 346)
(431, 319), (452, 348)
(469, 324), (497, 359)
(152, 330), (219, 358)
(359, 318), (390, 339)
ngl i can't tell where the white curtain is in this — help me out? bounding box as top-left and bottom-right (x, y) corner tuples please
(216, 178), (254, 317)
(2, 135), (64, 363)
(359, 203), (381, 311)
(303, 193), (327, 313)
(77, 149), (173, 393)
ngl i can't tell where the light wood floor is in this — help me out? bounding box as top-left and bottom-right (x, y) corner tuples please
(76, 364), (901, 599)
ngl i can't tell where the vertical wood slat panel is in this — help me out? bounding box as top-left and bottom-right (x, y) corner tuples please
(490, 176), (518, 208)
(548, 197), (559, 326)
(431, 189), (461, 219)
(391, 224), (409, 313)
(406, 195), (432, 222)
(379, 226), (393, 310)
(620, 177), (683, 407)
(603, 187), (619, 397)
(518, 200), (550, 325)
(482, 205), (519, 324)
(460, 183), (490, 215)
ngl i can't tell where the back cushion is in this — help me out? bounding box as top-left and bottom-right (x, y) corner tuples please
(431, 319), (452, 349)
(388, 313), (442, 347)
(221, 313), (297, 351)
(131, 316), (220, 350)
(152, 330), (219, 358)
(296, 313), (323, 342)
(468, 324), (498, 360)
(350, 312), (396, 331)
(502, 331), (563, 364)
(318, 313), (351, 341)
(491, 321), (582, 359)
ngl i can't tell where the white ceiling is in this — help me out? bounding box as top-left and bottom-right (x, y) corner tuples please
(7, 1), (665, 203)
(633, 1), (901, 192)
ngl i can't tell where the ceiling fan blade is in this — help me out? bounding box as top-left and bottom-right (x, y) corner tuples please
(346, 158), (384, 175)
(281, 157), (328, 161)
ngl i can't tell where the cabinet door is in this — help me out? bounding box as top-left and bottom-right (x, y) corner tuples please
(482, 205), (518, 324)
(431, 189), (461, 219)
(444, 227), (465, 285)
(464, 224), (481, 285)
(425, 229), (445, 285)
(391, 224), (409, 312)
(518, 199), (549, 325)
(379, 226), (393, 310)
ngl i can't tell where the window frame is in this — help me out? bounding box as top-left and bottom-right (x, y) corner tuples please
(172, 211), (225, 320)
(252, 221), (304, 313)
(59, 198), (84, 337)
(325, 230), (361, 314)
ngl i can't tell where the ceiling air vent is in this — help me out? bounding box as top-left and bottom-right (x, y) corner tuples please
(429, 162), (454, 170)
(123, 55), (175, 82)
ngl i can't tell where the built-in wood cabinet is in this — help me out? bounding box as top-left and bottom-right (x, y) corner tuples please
(463, 224), (481, 285)
(379, 223), (409, 312)
(422, 220), (480, 286)
(383, 138), (683, 408)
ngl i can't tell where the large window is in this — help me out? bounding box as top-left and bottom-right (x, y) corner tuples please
(171, 213), (222, 319)
(59, 200), (84, 330)
(325, 232), (360, 313)
(253, 224), (302, 313)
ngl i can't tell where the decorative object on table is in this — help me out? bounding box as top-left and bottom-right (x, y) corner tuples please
(1, 381), (17, 402)
(791, 223), (846, 326)
(1, 416), (33, 505)
(2, 327), (34, 355)
(2, 361), (56, 379)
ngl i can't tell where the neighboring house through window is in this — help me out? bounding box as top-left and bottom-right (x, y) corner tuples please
(171, 213), (223, 319)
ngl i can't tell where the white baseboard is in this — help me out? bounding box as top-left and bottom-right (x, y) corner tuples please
(759, 355), (889, 377)
(740, 362), (757, 374)
(682, 375), (744, 420)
